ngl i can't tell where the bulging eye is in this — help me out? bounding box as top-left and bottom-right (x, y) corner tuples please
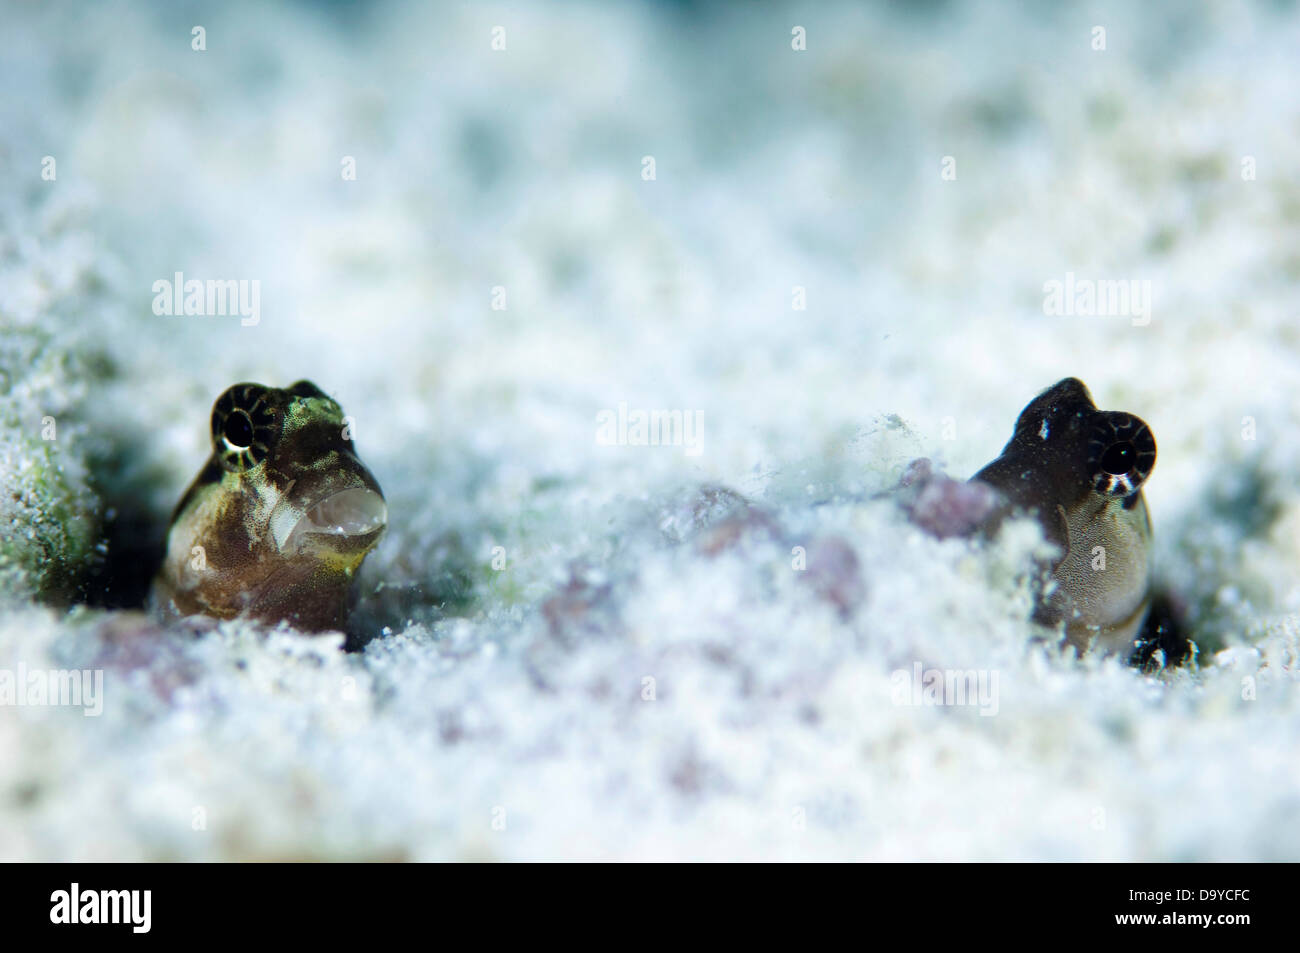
(1100, 441), (1135, 475)
(222, 410), (255, 449)
(1087, 412), (1156, 497)
(211, 383), (278, 471)
(288, 380), (328, 400)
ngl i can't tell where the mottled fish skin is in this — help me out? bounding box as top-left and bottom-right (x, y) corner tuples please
(970, 378), (1156, 655)
(151, 381), (386, 632)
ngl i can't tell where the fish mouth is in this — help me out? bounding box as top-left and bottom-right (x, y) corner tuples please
(270, 487), (388, 555)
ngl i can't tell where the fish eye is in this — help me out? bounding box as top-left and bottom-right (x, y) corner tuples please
(222, 410), (255, 450)
(1100, 441), (1136, 475)
(211, 383), (278, 471)
(288, 380), (328, 400)
(1087, 413), (1156, 497)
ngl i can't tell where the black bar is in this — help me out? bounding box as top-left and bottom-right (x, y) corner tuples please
(2, 863), (1286, 941)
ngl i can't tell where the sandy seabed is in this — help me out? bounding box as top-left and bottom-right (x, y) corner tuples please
(2, 0), (1299, 861)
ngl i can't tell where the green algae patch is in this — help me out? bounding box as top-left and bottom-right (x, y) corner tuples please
(0, 328), (100, 604)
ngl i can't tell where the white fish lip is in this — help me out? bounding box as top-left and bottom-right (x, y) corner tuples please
(270, 487), (388, 554)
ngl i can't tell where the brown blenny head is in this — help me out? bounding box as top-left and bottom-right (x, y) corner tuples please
(152, 380), (387, 632)
(969, 377), (1157, 656)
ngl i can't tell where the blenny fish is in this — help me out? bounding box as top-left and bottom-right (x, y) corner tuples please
(970, 378), (1156, 656)
(151, 381), (387, 632)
